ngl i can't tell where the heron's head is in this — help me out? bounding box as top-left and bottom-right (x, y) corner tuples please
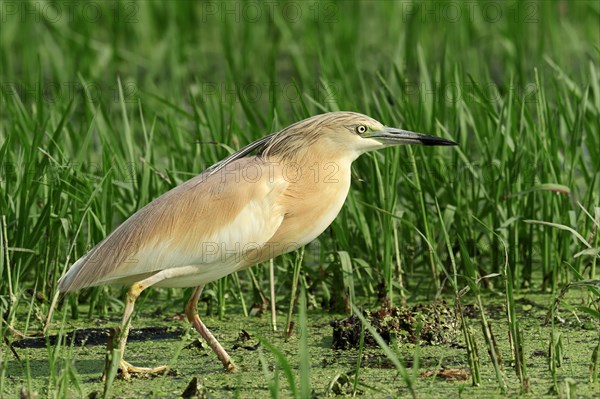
(262, 112), (457, 162)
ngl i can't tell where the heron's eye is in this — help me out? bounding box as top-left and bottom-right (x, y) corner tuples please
(356, 125), (367, 134)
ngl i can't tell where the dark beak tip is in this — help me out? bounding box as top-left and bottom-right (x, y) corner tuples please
(379, 127), (458, 147)
(422, 138), (458, 146)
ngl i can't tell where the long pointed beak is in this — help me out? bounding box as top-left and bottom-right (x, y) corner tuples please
(368, 127), (457, 146)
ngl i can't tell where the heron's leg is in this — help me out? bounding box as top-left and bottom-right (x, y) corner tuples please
(116, 282), (168, 379)
(185, 285), (236, 372)
(115, 266), (199, 379)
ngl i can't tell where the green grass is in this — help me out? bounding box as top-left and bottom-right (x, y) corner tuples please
(1, 0), (599, 397)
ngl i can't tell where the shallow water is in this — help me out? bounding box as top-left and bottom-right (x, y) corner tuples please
(4, 291), (598, 398)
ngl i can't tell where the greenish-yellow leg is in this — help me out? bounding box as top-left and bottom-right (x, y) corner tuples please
(116, 266), (199, 379)
(117, 282), (168, 379)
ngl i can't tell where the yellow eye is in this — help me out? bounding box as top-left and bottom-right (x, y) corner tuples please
(356, 125), (367, 134)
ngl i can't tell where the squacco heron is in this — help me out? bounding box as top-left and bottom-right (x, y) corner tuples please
(57, 111), (456, 377)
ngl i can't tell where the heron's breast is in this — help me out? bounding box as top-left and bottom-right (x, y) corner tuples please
(265, 162), (352, 255)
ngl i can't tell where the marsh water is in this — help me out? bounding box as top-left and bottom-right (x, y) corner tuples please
(4, 291), (598, 398)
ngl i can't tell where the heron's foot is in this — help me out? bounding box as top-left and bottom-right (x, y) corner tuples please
(224, 359), (237, 373)
(118, 360), (168, 379)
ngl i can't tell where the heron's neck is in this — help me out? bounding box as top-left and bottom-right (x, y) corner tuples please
(269, 142), (358, 171)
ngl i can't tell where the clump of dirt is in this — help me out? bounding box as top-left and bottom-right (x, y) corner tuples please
(330, 301), (459, 349)
(232, 329), (260, 351)
(421, 367), (470, 381)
